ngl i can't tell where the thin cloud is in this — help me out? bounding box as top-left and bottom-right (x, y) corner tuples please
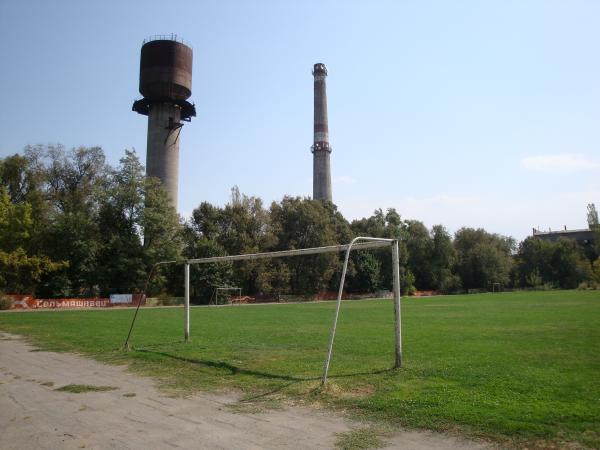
(520, 154), (600, 173)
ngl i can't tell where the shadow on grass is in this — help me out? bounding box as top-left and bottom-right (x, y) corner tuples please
(134, 347), (397, 402)
(136, 348), (313, 382)
(135, 348), (395, 384)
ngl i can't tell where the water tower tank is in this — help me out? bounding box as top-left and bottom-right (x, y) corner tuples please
(132, 36), (196, 121)
(139, 39), (193, 101)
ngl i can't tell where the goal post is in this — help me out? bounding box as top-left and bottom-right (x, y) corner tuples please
(182, 237), (402, 385)
(212, 286), (242, 305)
(320, 237), (401, 384)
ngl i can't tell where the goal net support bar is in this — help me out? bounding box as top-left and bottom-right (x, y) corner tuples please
(183, 237), (402, 385)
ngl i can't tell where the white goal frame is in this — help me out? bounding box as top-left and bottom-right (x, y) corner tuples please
(182, 236), (402, 385)
(211, 286), (242, 305)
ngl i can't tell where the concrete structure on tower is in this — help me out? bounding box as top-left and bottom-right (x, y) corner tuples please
(312, 63), (332, 202)
(132, 35), (196, 210)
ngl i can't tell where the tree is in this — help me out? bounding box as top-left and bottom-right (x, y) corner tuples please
(0, 187), (65, 293)
(350, 208), (414, 294)
(587, 203), (599, 229)
(430, 225), (459, 292)
(269, 196), (344, 295)
(43, 145), (107, 215)
(6, 145), (597, 297)
(548, 238), (592, 289)
(95, 150), (145, 295)
(188, 186), (272, 294)
(586, 203), (600, 263)
(0, 249), (65, 294)
(0, 150), (50, 256)
(592, 258), (600, 283)
(182, 238), (233, 304)
(454, 228), (515, 290)
(0, 154), (33, 204)
(142, 176), (183, 294)
(30, 145), (108, 296)
(346, 251), (381, 292)
(95, 150), (183, 295)
(516, 236), (594, 289)
(515, 237), (554, 287)
(0, 187), (32, 252)
(405, 220), (433, 290)
(40, 210), (100, 296)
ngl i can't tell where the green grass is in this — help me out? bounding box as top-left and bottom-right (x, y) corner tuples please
(55, 384), (117, 393)
(1, 290), (599, 448)
(334, 427), (389, 450)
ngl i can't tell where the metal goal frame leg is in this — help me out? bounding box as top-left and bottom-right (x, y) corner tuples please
(321, 237), (401, 386)
(392, 240), (402, 368)
(184, 263), (190, 342)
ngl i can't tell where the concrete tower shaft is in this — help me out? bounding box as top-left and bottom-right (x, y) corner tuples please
(312, 63), (332, 202)
(132, 36), (196, 211)
(146, 103), (182, 208)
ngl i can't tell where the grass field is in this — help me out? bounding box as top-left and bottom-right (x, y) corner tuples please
(1, 290), (599, 448)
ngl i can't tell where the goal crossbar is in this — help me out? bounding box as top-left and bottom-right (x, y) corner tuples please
(185, 240), (393, 265)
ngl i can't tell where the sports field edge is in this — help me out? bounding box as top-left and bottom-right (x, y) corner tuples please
(0, 290), (598, 449)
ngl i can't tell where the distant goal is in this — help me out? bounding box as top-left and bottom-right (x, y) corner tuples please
(211, 286), (242, 306)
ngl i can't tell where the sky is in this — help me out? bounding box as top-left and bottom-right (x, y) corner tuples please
(0, 0), (598, 241)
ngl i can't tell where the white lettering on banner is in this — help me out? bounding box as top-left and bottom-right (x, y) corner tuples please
(31, 298), (110, 309)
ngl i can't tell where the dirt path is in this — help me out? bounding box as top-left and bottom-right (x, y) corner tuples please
(0, 332), (491, 449)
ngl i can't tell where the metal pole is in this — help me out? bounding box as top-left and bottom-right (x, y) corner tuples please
(321, 238), (355, 386)
(392, 240), (402, 368)
(184, 263), (190, 342)
(123, 260), (176, 350)
(321, 237), (391, 385)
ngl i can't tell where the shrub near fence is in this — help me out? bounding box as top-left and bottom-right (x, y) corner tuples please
(0, 293), (12, 310)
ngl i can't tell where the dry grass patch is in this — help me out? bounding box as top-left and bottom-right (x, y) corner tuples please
(335, 426), (389, 450)
(56, 384), (117, 393)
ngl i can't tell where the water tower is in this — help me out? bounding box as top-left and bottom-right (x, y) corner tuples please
(132, 35), (196, 210)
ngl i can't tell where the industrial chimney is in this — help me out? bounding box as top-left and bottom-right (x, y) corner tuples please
(312, 63), (332, 202)
(132, 35), (196, 210)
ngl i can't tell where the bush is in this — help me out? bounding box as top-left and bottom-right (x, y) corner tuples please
(402, 269), (417, 296)
(532, 282), (554, 291)
(157, 295), (183, 306)
(439, 274), (463, 294)
(0, 293), (12, 310)
(577, 281), (600, 290)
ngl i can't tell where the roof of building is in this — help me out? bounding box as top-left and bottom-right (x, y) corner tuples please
(532, 228), (596, 242)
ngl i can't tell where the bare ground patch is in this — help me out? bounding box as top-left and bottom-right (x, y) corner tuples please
(0, 332), (492, 450)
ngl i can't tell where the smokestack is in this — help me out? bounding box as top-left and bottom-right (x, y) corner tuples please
(132, 35), (196, 210)
(312, 63), (332, 202)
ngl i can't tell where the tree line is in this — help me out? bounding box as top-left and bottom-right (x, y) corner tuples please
(1, 146), (599, 302)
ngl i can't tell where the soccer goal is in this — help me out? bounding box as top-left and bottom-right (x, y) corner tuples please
(211, 286), (242, 305)
(126, 237), (402, 385)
